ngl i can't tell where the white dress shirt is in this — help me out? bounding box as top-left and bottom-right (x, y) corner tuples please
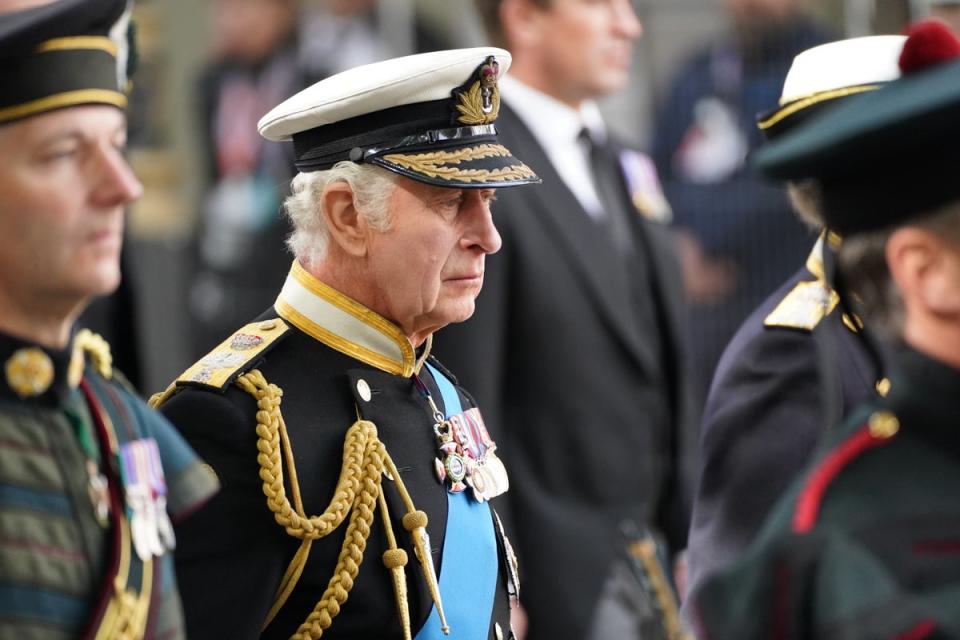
(499, 76), (609, 220)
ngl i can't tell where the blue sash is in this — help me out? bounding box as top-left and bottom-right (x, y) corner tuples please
(416, 364), (498, 640)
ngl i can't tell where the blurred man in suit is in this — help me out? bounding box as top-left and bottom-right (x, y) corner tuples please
(436, 2), (698, 638)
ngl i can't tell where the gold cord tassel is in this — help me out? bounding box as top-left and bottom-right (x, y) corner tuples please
(382, 450), (449, 636)
(402, 510), (449, 634)
(379, 489), (412, 640)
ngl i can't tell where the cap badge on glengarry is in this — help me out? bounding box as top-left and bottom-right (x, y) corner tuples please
(454, 56), (501, 125)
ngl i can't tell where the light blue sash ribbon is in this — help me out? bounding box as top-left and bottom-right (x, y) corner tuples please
(415, 363), (498, 640)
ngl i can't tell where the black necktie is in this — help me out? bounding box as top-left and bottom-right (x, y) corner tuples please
(580, 127), (636, 256)
(580, 128), (665, 377)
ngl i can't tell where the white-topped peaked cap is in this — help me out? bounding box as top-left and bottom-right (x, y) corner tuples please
(780, 35), (906, 104)
(757, 35), (906, 138)
(258, 47), (540, 189)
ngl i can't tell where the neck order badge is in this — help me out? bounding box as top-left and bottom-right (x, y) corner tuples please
(416, 369), (509, 501)
(415, 364), (499, 640)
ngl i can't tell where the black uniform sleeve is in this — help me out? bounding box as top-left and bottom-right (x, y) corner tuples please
(162, 386), (291, 640)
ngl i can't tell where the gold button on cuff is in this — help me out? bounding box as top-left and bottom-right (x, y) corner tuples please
(356, 379), (372, 402)
(868, 411), (899, 439)
(258, 319), (278, 331)
(875, 377), (891, 397)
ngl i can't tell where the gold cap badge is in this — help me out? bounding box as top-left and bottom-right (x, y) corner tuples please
(455, 56), (501, 125)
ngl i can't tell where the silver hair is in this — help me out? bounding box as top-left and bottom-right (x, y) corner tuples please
(838, 200), (960, 339)
(282, 162), (398, 269)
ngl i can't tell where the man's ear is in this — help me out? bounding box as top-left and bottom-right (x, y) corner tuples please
(888, 227), (960, 316)
(321, 181), (368, 258)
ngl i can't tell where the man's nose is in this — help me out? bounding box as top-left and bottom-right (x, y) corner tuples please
(463, 194), (503, 255)
(612, 0), (643, 40)
(91, 144), (143, 208)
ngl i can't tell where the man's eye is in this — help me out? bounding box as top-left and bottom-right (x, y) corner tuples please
(43, 148), (78, 162)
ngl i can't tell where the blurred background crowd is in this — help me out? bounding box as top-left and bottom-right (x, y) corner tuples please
(106, 0), (947, 398)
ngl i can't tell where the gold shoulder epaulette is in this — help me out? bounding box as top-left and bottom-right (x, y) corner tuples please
(764, 280), (840, 331)
(175, 319), (290, 391)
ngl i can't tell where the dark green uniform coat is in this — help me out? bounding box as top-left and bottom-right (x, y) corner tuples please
(0, 329), (218, 639)
(691, 346), (960, 639)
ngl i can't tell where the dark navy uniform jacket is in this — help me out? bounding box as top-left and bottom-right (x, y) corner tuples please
(691, 346), (960, 638)
(159, 262), (515, 640)
(685, 239), (882, 600)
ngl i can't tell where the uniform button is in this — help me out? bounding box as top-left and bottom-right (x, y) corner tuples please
(357, 379), (372, 402)
(258, 320), (277, 331)
(842, 313), (863, 333)
(868, 410), (899, 439)
(875, 377), (891, 397)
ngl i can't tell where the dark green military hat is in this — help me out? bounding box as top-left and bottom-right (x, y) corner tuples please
(754, 21), (960, 235)
(0, 0), (133, 125)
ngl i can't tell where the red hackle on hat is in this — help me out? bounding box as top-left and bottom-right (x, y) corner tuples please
(899, 19), (960, 74)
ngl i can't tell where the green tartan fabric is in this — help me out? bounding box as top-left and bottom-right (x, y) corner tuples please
(0, 329), (218, 639)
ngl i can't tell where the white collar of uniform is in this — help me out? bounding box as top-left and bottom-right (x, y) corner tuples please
(274, 260), (423, 377)
(500, 76), (608, 147)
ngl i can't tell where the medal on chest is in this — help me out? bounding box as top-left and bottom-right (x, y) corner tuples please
(118, 438), (177, 561)
(86, 460), (110, 527)
(414, 374), (510, 502)
(64, 399), (113, 528)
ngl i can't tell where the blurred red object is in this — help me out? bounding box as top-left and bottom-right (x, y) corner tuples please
(899, 19), (960, 74)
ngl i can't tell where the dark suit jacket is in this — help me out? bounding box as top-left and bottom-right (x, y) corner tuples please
(434, 104), (698, 640)
(685, 257), (882, 601)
